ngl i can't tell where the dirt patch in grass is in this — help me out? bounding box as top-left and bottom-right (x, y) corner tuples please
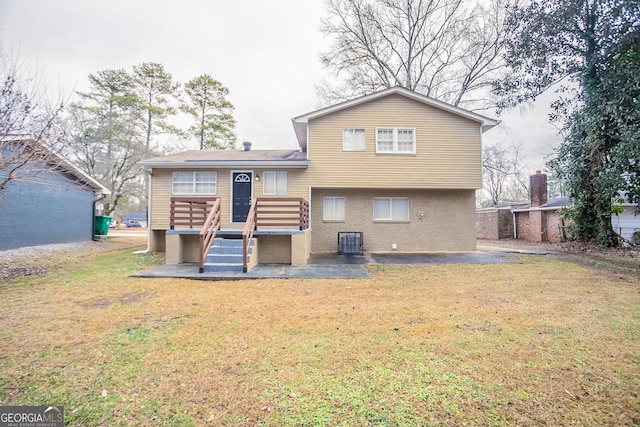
(0, 237), (148, 282)
(0, 239), (639, 426)
(0, 264), (50, 281)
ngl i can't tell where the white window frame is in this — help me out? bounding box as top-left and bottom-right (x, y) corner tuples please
(375, 128), (416, 154)
(323, 197), (346, 221)
(263, 171), (287, 195)
(373, 197), (410, 221)
(342, 128), (366, 151)
(172, 171), (217, 195)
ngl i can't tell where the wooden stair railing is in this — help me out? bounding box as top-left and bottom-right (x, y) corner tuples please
(242, 198), (258, 273)
(199, 198), (221, 273)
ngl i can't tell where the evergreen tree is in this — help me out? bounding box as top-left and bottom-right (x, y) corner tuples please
(180, 75), (236, 149)
(132, 62), (181, 150)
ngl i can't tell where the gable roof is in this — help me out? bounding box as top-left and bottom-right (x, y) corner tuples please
(291, 86), (500, 151)
(1, 135), (110, 195)
(139, 149), (308, 169)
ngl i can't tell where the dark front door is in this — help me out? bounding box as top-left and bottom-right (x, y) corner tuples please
(232, 172), (252, 222)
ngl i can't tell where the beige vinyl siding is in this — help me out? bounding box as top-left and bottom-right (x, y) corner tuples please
(150, 169), (173, 230)
(311, 188), (477, 253)
(303, 93), (482, 189)
(150, 169), (232, 229)
(150, 168), (309, 230)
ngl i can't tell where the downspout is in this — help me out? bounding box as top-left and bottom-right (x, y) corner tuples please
(92, 194), (106, 241)
(133, 168), (153, 255)
(512, 210), (517, 239)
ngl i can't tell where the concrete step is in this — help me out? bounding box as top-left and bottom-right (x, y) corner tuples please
(211, 238), (244, 248)
(210, 246), (238, 255)
(202, 262), (243, 272)
(202, 238), (255, 273)
(208, 238), (253, 254)
(206, 253), (243, 263)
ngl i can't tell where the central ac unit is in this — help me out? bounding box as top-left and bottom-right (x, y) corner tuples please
(338, 232), (363, 255)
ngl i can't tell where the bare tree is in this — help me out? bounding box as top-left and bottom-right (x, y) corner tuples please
(0, 45), (66, 193)
(482, 141), (528, 206)
(318, 0), (508, 110)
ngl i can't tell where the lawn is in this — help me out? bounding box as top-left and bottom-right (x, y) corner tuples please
(0, 238), (639, 426)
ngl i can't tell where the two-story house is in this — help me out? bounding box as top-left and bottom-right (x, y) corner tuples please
(139, 86), (498, 273)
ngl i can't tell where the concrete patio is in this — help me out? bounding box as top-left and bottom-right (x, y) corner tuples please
(130, 245), (544, 280)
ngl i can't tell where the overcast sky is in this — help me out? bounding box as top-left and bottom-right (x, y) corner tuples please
(0, 0), (560, 169)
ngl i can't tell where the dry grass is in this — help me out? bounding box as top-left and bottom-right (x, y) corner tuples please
(1, 238), (639, 426)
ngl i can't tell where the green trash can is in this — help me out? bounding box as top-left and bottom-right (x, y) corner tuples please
(95, 215), (112, 236)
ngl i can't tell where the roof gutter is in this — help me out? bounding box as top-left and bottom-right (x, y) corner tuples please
(511, 206), (565, 213)
(138, 160), (310, 169)
(134, 169), (153, 255)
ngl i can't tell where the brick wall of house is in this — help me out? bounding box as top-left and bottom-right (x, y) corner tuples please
(311, 188), (477, 253)
(0, 170), (96, 251)
(515, 212), (530, 240)
(476, 208), (514, 239)
(514, 209), (563, 243)
(545, 211), (563, 243)
(476, 210), (499, 239)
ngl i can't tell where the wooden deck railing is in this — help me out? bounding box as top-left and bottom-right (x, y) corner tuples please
(255, 197), (309, 230)
(170, 197), (218, 229)
(199, 198), (221, 273)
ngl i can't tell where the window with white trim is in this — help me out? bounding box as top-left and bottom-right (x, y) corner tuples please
(323, 197), (346, 221)
(342, 128), (366, 151)
(263, 171), (287, 195)
(172, 171), (217, 194)
(376, 128), (416, 154)
(373, 197), (409, 221)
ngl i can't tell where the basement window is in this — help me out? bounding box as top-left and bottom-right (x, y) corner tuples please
(373, 197), (409, 221)
(323, 197), (346, 221)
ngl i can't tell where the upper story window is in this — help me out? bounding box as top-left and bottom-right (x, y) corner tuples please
(373, 197), (409, 221)
(263, 171), (287, 195)
(323, 197), (346, 221)
(376, 128), (416, 154)
(342, 128), (366, 151)
(172, 171), (217, 194)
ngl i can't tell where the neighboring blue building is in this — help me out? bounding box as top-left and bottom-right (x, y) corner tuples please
(0, 136), (110, 251)
(122, 211), (148, 227)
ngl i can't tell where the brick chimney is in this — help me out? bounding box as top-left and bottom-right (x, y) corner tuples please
(530, 171), (548, 207)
